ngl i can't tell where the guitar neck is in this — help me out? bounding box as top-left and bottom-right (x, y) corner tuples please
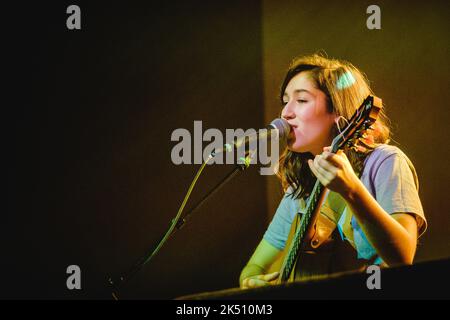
(279, 179), (326, 282)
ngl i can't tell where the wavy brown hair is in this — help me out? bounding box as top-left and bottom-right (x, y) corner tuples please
(277, 53), (391, 199)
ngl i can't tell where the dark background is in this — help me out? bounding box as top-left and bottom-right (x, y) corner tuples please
(9, 1), (265, 299)
(6, 0), (450, 299)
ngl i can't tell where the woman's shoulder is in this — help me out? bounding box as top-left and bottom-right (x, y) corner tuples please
(364, 144), (411, 167)
(363, 144), (419, 187)
(368, 144), (406, 158)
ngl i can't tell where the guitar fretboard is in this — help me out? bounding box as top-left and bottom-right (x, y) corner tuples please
(280, 179), (324, 282)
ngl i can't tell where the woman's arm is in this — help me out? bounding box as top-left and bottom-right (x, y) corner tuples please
(239, 239), (282, 288)
(343, 178), (417, 265)
(308, 147), (418, 266)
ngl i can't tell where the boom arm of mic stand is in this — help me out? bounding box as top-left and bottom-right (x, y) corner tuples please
(174, 156), (251, 231)
(107, 153), (252, 300)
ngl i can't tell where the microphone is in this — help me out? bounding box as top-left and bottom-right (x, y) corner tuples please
(211, 118), (291, 156)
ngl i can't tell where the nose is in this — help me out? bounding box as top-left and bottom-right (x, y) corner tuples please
(281, 100), (295, 120)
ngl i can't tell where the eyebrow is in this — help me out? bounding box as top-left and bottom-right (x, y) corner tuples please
(283, 89), (314, 98)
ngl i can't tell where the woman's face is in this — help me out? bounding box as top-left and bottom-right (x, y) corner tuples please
(281, 72), (336, 155)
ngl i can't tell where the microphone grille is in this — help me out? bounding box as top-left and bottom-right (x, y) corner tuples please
(270, 118), (291, 139)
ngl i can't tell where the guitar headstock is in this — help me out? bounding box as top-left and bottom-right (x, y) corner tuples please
(330, 95), (382, 153)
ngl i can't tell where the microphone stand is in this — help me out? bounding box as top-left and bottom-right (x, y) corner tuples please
(107, 152), (253, 300)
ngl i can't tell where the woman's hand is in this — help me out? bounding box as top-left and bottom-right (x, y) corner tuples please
(307, 146), (360, 198)
(240, 272), (279, 289)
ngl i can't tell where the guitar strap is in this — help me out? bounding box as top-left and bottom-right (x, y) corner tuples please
(287, 190), (350, 253)
(309, 190), (348, 249)
(281, 190), (348, 282)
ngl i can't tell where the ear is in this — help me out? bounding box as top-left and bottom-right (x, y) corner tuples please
(332, 116), (340, 128)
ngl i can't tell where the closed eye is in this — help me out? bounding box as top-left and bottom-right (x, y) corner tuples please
(281, 99), (307, 107)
